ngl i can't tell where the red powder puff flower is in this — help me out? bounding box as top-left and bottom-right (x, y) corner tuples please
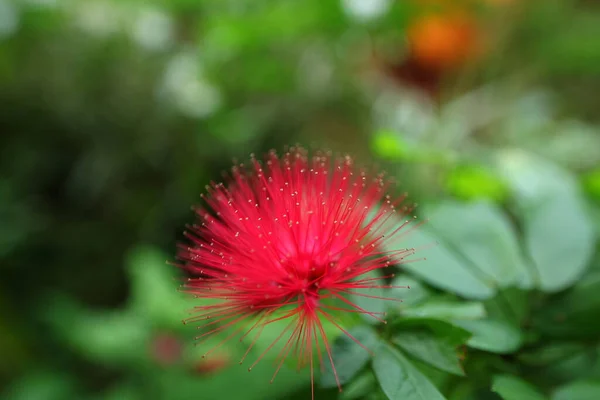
(176, 147), (419, 398)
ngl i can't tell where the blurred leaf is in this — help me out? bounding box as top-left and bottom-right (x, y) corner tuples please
(523, 192), (595, 292)
(393, 318), (472, 346)
(497, 151), (596, 292)
(544, 352), (599, 387)
(446, 166), (509, 202)
(492, 375), (547, 400)
(391, 274), (431, 307)
(126, 245), (190, 328)
(401, 298), (486, 320)
(340, 370), (377, 400)
(350, 270), (387, 324)
(521, 343), (599, 387)
(484, 288), (530, 327)
(0, 293), (31, 373)
(542, 122), (600, 170)
(0, 181), (39, 259)
(44, 296), (149, 365)
(372, 131), (408, 160)
(537, 13), (600, 75)
(408, 356), (452, 392)
(150, 353), (307, 400)
(393, 331), (464, 376)
(373, 342), (446, 400)
(320, 326), (379, 388)
(89, 381), (141, 400)
(3, 370), (77, 400)
(447, 380), (477, 400)
(453, 319), (522, 354)
(424, 201), (534, 289)
(533, 270), (600, 339)
(496, 150), (578, 206)
(591, 205), (600, 237)
(248, 312), (340, 371)
(400, 226), (496, 299)
(371, 133), (452, 165)
(584, 169), (600, 200)
(518, 342), (587, 366)
(552, 380), (600, 400)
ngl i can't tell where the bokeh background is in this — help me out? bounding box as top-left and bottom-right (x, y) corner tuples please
(1, 0), (600, 399)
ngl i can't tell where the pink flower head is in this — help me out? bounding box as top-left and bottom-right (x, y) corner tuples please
(176, 147), (417, 397)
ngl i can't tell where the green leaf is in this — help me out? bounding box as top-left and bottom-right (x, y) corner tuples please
(391, 274), (431, 307)
(402, 299), (486, 320)
(393, 331), (464, 376)
(91, 382), (140, 400)
(424, 201), (534, 289)
(393, 318), (472, 346)
(523, 192), (595, 292)
(518, 343), (586, 366)
(320, 326), (379, 388)
(400, 227), (496, 299)
(496, 149), (579, 206)
(496, 151), (596, 292)
(453, 319), (522, 354)
(520, 343), (600, 387)
(340, 370), (377, 400)
(350, 270), (387, 324)
(42, 295), (149, 365)
(484, 288), (530, 327)
(251, 314), (338, 366)
(409, 357), (453, 391)
(492, 375), (547, 400)
(584, 169), (600, 200)
(372, 131), (407, 160)
(446, 165), (509, 202)
(533, 271), (600, 339)
(4, 370), (77, 400)
(552, 380), (600, 400)
(126, 246), (190, 328)
(373, 343), (447, 400)
(447, 381), (477, 400)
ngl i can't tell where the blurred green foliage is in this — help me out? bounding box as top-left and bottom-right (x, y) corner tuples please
(1, 0), (600, 399)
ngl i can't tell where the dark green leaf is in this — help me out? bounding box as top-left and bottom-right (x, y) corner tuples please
(393, 331), (464, 376)
(4, 371), (77, 400)
(408, 357), (452, 391)
(533, 271), (600, 339)
(447, 381), (477, 400)
(492, 375), (547, 400)
(373, 343), (446, 400)
(519, 343), (586, 366)
(525, 346), (599, 387)
(484, 288), (530, 327)
(320, 326), (379, 388)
